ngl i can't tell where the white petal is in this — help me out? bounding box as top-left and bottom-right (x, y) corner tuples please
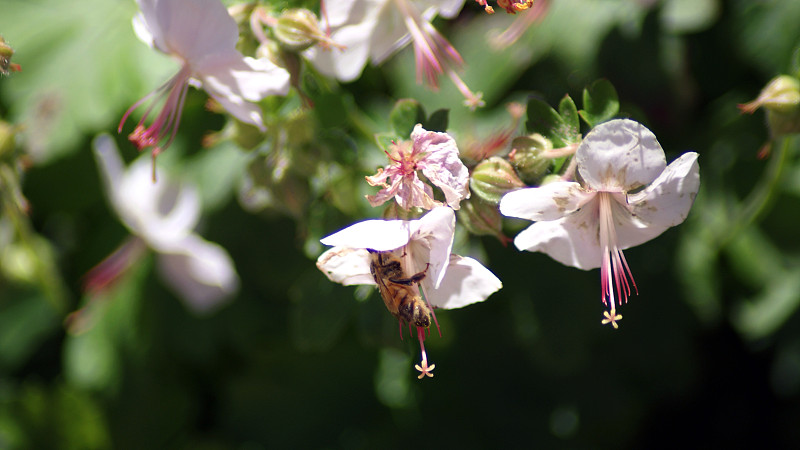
(118, 158), (201, 251)
(303, 0), (382, 81)
(513, 209), (603, 270)
(157, 234), (239, 314)
(577, 119), (667, 191)
(198, 53), (290, 131)
(137, 0), (238, 62)
(132, 11), (157, 50)
(423, 254), (502, 309)
(409, 206), (455, 288)
(320, 219), (411, 251)
(92, 134), (125, 205)
(499, 182), (592, 221)
(316, 247), (376, 286)
(620, 152), (700, 247)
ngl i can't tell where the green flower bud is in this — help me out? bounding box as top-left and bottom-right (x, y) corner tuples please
(0, 120), (19, 160)
(766, 108), (800, 137)
(457, 197), (509, 244)
(739, 75), (800, 115)
(470, 156), (525, 204)
(274, 9), (324, 52)
(508, 133), (553, 183)
(1, 35), (21, 75)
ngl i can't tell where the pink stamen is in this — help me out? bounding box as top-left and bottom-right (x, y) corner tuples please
(118, 65), (193, 162)
(597, 193), (638, 312)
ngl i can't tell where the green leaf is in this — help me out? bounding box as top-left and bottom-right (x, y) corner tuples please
(389, 99), (425, 137)
(423, 108), (449, 132)
(526, 97), (581, 148)
(558, 95), (581, 142)
(579, 79), (620, 128)
(374, 133), (400, 153)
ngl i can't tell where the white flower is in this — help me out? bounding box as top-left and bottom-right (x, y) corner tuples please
(499, 119), (700, 328)
(92, 134), (239, 314)
(316, 206), (502, 376)
(305, 0), (484, 109)
(366, 124), (470, 210)
(120, 0), (290, 157)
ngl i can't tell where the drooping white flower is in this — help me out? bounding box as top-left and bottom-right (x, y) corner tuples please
(91, 134), (239, 314)
(316, 206), (502, 377)
(120, 0), (290, 160)
(499, 119), (700, 328)
(305, 0), (484, 109)
(366, 124), (470, 210)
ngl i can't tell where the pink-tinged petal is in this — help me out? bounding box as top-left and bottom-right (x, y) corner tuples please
(157, 234), (239, 314)
(414, 125), (469, 209)
(320, 219), (411, 251)
(316, 247), (376, 286)
(499, 182), (592, 222)
(197, 53), (290, 131)
(423, 254), (502, 309)
(577, 119), (667, 191)
(628, 152), (700, 227)
(136, 0), (238, 62)
(513, 208), (603, 270)
(396, 174), (437, 210)
(409, 206), (455, 288)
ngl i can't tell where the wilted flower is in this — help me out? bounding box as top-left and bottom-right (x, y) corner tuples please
(499, 119), (700, 327)
(90, 134), (239, 314)
(305, 0), (484, 109)
(119, 0), (290, 164)
(366, 124), (469, 210)
(316, 206), (502, 378)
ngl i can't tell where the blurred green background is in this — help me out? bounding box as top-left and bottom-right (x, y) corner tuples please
(2, 0), (800, 448)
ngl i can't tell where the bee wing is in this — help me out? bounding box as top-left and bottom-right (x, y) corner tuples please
(316, 247), (376, 286)
(423, 254), (502, 310)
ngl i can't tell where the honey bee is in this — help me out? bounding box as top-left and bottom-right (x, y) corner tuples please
(368, 249), (431, 328)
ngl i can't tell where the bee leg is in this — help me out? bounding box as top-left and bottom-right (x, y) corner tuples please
(390, 263), (430, 285)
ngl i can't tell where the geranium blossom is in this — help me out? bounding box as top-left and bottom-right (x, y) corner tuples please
(316, 206), (502, 377)
(90, 134), (239, 314)
(366, 124), (469, 210)
(120, 0), (290, 162)
(305, 0), (484, 109)
(499, 119), (700, 327)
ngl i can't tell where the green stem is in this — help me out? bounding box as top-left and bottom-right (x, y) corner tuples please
(721, 136), (792, 246)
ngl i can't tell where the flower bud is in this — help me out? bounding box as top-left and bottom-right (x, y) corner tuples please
(508, 133), (553, 183)
(457, 197), (509, 244)
(1, 35), (21, 75)
(274, 9), (324, 52)
(0, 120), (19, 160)
(739, 75), (800, 115)
(470, 156), (525, 204)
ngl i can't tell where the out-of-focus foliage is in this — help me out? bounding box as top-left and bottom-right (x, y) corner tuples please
(1, 0), (800, 448)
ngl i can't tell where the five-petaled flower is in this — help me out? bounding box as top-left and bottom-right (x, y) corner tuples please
(499, 119), (700, 327)
(316, 206), (502, 378)
(366, 124), (470, 210)
(120, 0), (290, 166)
(90, 134), (240, 314)
(305, 0), (484, 109)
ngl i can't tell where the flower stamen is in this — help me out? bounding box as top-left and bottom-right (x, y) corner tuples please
(414, 325), (435, 379)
